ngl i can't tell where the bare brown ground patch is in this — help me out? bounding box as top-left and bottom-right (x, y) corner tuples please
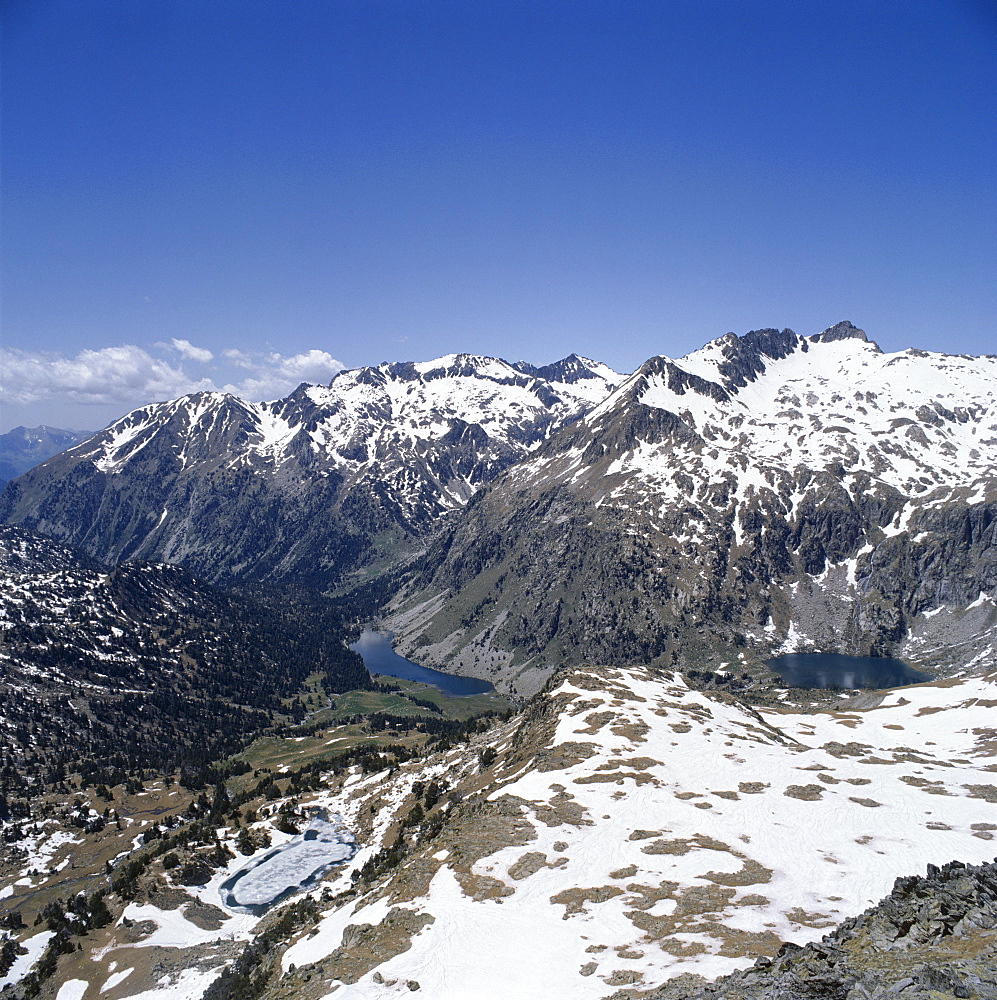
(568, 698), (606, 716)
(533, 787), (593, 827)
(575, 771), (657, 787)
(611, 720), (651, 743)
(605, 969), (645, 985)
(507, 851), (548, 881)
(304, 907), (435, 986)
(597, 756), (662, 771)
(784, 906), (837, 928)
(550, 884), (624, 916)
(641, 838), (692, 856)
(900, 775), (942, 787)
(784, 783), (824, 800)
(701, 858), (773, 887)
(535, 741), (599, 771)
(578, 710), (618, 734)
(822, 741), (873, 758)
(610, 865), (639, 880)
(738, 781), (768, 794)
(626, 879), (679, 910)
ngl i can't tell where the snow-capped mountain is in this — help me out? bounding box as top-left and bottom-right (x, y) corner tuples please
(0, 354), (622, 586)
(388, 323), (997, 693)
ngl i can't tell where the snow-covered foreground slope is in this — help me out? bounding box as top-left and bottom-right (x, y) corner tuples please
(261, 664), (997, 999)
(11, 662), (997, 1000)
(0, 354), (622, 586)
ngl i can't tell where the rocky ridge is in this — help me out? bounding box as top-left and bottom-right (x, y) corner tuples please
(0, 354), (622, 588)
(386, 324), (997, 694)
(649, 859), (997, 1000)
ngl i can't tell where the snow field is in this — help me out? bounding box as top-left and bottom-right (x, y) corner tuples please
(277, 665), (997, 999)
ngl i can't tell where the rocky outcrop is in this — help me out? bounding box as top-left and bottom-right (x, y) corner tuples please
(638, 859), (997, 999)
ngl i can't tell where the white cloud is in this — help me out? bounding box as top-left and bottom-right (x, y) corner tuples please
(220, 349), (344, 400)
(0, 345), (213, 406)
(223, 348), (255, 367)
(167, 338), (214, 363)
(0, 344), (345, 410)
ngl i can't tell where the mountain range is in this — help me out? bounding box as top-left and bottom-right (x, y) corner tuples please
(387, 322), (997, 693)
(2, 325), (995, 698)
(0, 426), (93, 492)
(0, 354), (621, 590)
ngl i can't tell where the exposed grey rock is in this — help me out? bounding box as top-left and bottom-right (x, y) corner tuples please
(387, 328), (997, 694)
(631, 860), (997, 999)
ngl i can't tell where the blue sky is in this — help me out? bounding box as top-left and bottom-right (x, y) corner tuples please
(2, 0), (995, 431)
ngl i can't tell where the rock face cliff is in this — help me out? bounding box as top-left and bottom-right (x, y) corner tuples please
(0, 355), (621, 588)
(387, 324), (997, 694)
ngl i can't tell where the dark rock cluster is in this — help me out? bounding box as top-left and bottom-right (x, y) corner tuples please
(641, 860), (997, 999)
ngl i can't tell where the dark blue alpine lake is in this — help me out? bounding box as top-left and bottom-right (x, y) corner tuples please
(764, 652), (932, 690)
(350, 629), (493, 695)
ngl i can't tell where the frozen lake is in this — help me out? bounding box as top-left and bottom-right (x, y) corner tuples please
(220, 814), (356, 914)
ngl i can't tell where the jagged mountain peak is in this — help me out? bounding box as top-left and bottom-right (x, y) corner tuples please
(388, 325), (997, 692)
(810, 318), (877, 347)
(0, 349), (623, 585)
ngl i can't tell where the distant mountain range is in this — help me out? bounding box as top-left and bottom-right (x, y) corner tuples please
(2, 325), (995, 696)
(0, 425), (93, 491)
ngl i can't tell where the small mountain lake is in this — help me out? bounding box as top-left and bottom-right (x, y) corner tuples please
(220, 813), (356, 915)
(764, 652), (932, 690)
(350, 629), (494, 696)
